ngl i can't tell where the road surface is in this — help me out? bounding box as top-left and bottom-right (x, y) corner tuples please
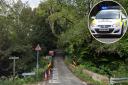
(40, 56), (87, 85)
(97, 38), (119, 43)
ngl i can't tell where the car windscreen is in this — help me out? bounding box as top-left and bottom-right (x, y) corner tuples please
(96, 10), (120, 19)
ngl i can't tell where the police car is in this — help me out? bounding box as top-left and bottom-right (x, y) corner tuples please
(90, 8), (127, 37)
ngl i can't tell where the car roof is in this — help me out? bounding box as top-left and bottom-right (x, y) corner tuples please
(100, 9), (121, 12)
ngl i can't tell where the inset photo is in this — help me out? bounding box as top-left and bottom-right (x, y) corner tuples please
(88, 0), (128, 44)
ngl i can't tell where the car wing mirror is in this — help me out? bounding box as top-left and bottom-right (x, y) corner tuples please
(122, 15), (127, 20)
(91, 16), (95, 19)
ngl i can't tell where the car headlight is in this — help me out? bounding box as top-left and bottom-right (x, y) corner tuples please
(112, 22), (120, 27)
(90, 20), (97, 27)
(90, 22), (97, 27)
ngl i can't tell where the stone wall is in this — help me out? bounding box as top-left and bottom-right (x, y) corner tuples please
(68, 64), (109, 84)
(83, 69), (109, 84)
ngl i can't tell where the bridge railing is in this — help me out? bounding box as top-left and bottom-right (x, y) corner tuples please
(110, 77), (128, 85)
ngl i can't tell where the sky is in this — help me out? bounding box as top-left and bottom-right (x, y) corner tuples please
(21, 0), (44, 9)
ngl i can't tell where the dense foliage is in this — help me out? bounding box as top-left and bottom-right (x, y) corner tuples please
(58, 0), (128, 78)
(0, 0), (54, 78)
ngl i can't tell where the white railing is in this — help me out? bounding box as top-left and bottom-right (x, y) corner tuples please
(22, 72), (35, 77)
(110, 77), (128, 85)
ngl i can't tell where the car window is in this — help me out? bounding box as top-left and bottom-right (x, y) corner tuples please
(96, 10), (120, 19)
(122, 13), (126, 19)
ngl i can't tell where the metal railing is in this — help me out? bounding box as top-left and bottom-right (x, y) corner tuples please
(110, 77), (128, 85)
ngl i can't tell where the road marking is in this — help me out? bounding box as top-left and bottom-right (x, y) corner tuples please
(49, 67), (61, 83)
(49, 80), (60, 83)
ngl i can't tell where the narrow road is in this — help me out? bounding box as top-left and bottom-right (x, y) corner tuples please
(43, 56), (87, 85)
